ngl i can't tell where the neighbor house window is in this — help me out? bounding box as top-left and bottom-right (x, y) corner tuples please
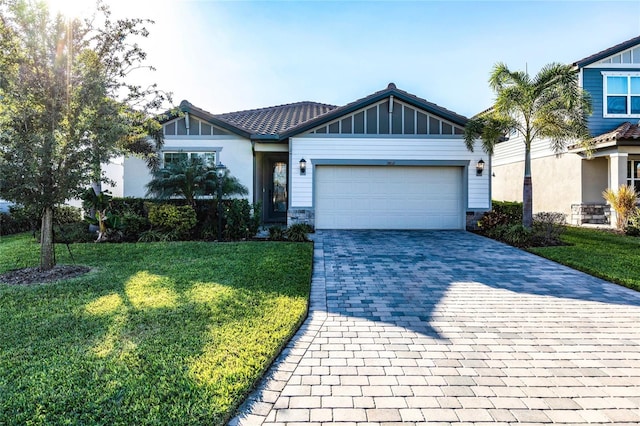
(603, 72), (640, 117)
(163, 151), (216, 166)
(628, 160), (640, 193)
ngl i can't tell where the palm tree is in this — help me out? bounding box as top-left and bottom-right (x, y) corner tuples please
(145, 156), (248, 206)
(464, 62), (592, 228)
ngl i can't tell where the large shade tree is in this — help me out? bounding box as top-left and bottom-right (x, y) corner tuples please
(464, 62), (592, 228)
(0, 0), (169, 269)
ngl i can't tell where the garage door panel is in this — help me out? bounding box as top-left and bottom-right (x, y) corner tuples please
(315, 166), (463, 230)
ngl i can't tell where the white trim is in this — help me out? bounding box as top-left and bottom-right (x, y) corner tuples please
(586, 45), (640, 68)
(162, 150), (218, 167)
(601, 71), (640, 118)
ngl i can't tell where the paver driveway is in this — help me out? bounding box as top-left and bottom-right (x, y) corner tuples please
(230, 230), (640, 425)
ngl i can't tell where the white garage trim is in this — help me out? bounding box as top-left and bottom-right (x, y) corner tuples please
(314, 163), (466, 230)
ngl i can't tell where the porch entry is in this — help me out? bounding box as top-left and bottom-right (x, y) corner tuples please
(263, 155), (288, 222)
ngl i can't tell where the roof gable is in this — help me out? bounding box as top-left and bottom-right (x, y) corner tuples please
(164, 84), (467, 141)
(574, 35), (640, 68)
(305, 97), (465, 137)
(282, 83), (468, 138)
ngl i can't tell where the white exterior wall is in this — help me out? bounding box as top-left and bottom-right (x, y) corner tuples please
(492, 134), (560, 166)
(290, 136), (490, 210)
(123, 156), (151, 197)
(121, 136), (254, 200)
(102, 156), (125, 197)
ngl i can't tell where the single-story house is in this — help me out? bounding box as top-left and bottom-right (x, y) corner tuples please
(113, 83), (490, 230)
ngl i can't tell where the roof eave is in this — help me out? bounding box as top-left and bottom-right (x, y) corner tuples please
(573, 35), (640, 68)
(179, 102), (252, 139)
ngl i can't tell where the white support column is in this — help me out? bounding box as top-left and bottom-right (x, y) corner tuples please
(609, 153), (628, 190)
(609, 153), (629, 227)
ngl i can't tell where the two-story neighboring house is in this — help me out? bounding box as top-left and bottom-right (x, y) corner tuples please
(117, 84), (491, 230)
(492, 35), (640, 225)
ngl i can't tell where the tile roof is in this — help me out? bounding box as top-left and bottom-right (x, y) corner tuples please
(591, 122), (640, 145)
(573, 35), (640, 68)
(214, 102), (337, 136)
(174, 83), (468, 140)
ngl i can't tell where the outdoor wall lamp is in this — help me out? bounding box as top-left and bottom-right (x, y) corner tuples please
(476, 159), (485, 176)
(299, 158), (307, 175)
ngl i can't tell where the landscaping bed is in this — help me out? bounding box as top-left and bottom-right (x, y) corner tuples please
(0, 234), (313, 425)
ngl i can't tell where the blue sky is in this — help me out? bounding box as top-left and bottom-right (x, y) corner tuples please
(106, 0), (640, 118)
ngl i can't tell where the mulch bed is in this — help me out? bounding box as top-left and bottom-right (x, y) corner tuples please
(0, 265), (92, 286)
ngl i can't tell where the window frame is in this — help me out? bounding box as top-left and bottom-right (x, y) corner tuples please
(628, 159), (640, 194)
(162, 150), (218, 167)
(602, 71), (640, 118)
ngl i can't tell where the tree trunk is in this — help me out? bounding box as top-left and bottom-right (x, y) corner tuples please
(40, 206), (55, 271)
(522, 144), (533, 228)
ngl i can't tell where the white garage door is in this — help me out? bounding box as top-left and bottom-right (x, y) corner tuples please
(315, 165), (463, 230)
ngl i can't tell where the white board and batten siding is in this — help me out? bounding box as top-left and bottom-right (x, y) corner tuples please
(290, 136), (490, 229)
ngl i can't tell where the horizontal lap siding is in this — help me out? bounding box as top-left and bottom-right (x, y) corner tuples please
(583, 67), (640, 137)
(493, 135), (576, 167)
(291, 137), (490, 210)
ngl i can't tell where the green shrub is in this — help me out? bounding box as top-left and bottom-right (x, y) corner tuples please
(286, 224), (310, 242)
(492, 200), (522, 223)
(495, 224), (533, 248)
(625, 208), (640, 236)
(532, 212), (566, 246)
(0, 209), (33, 235)
(223, 200), (261, 241)
(148, 204), (197, 239)
(138, 229), (171, 242)
(55, 205), (82, 224)
(54, 222), (96, 243)
(269, 226), (286, 241)
(120, 212), (151, 241)
(478, 201), (523, 231)
(1, 204), (82, 236)
(109, 197), (148, 217)
(296, 223), (314, 233)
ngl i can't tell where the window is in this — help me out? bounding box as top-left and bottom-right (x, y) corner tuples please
(628, 160), (640, 193)
(163, 151), (216, 166)
(603, 72), (640, 117)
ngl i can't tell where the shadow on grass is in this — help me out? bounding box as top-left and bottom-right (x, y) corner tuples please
(0, 240), (312, 426)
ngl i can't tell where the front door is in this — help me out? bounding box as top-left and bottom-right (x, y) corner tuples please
(265, 158), (287, 222)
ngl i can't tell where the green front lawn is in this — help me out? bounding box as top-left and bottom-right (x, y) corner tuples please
(529, 226), (640, 291)
(0, 234), (313, 425)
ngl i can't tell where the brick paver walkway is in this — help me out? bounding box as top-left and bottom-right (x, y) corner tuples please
(230, 230), (640, 425)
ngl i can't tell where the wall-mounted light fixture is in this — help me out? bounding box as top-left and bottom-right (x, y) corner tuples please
(299, 158), (307, 175)
(476, 159), (485, 176)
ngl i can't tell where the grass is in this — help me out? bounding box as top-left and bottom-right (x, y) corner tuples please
(529, 226), (640, 292)
(0, 233), (313, 425)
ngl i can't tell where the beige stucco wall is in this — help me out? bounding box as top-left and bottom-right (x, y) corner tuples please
(581, 157), (608, 203)
(492, 153), (583, 219)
